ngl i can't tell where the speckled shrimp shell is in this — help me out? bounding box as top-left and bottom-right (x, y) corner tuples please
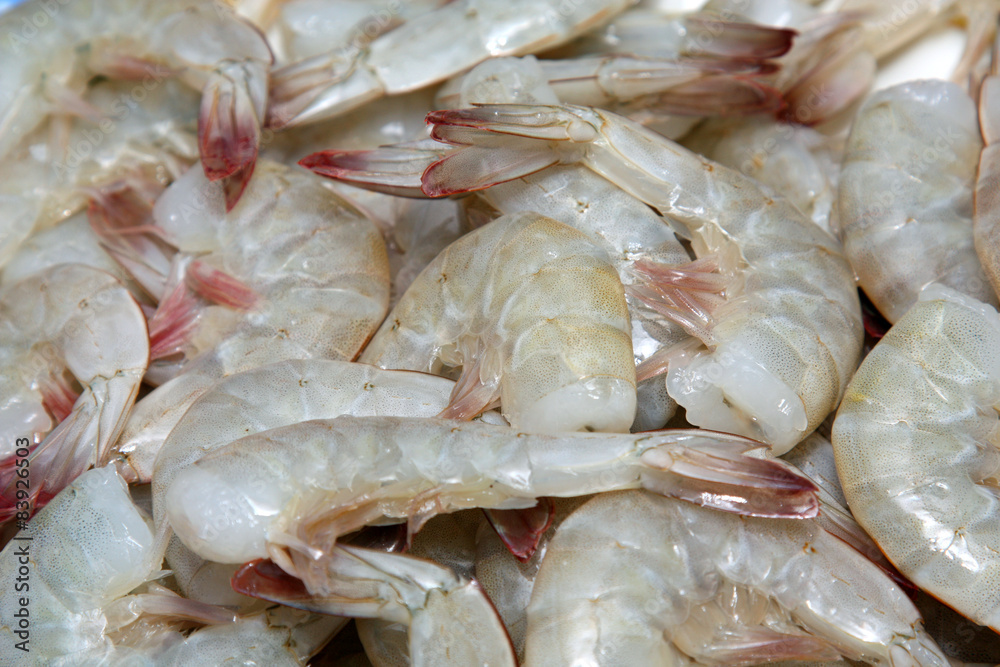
(833, 283), (1000, 630)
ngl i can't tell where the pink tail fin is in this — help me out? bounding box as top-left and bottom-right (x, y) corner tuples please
(640, 431), (820, 518)
(299, 139), (450, 198)
(198, 62), (267, 210)
(87, 181), (174, 299)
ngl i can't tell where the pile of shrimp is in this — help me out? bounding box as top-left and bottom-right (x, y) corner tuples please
(4, 0), (1000, 664)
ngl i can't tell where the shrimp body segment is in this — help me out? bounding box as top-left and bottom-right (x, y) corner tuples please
(839, 80), (996, 323)
(422, 104), (862, 453)
(0, 0), (273, 209)
(832, 284), (1000, 630)
(359, 210), (637, 433)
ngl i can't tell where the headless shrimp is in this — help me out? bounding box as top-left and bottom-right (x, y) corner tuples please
(164, 415), (820, 569)
(524, 490), (949, 666)
(0, 0), (273, 209)
(832, 283), (1000, 631)
(0, 264), (147, 521)
(839, 79), (997, 323)
(267, 0), (634, 128)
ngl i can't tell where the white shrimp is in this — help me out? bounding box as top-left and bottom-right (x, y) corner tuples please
(0, 0), (272, 210)
(0, 465), (341, 665)
(524, 490), (950, 666)
(302, 57), (700, 431)
(164, 415), (820, 569)
(266, 0), (634, 128)
(111, 159), (388, 466)
(974, 32), (1000, 301)
(140, 359), (480, 607)
(839, 79), (997, 323)
(358, 210), (637, 432)
(0, 77), (199, 271)
(258, 0), (450, 65)
(143, 158), (388, 384)
(474, 496), (592, 662)
(0, 264), (147, 522)
(433, 54), (785, 119)
(417, 103), (862, 454)
(831, 283), (1000, 631)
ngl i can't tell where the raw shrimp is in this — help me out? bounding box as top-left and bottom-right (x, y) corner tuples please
(474, 496), (591, 661)
(234, 545), (515, 667)
(699, 0), (876, 125)
(433, 54), (785, 119)
(975, 33), (1000, 301)
(164, 415), (820, 569)
(839, 79), (997, 323)
(831, 283), (1000, 631)
(143, 158), (387, 384)
(358, 210), (637, 432)
(141, 359), (472, 607)
(110, 159), (388, 462)
(560, 6), (796, 62)
(0, 0), (273, 209)
(259, 0), (450, 65)
(348, 510), (488, 666)
(0, 264), (148, 520)
(0, 77), (199, 271)
(267, 0), (634, 128)
(0, 465), (341, 665)
(418, 103), (862, 454)
(524, 490), (949, 666)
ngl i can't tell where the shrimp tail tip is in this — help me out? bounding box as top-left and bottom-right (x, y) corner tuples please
(186, 260), (261, 310)
(640, 442), (820, 519)
(422, 145), (560, 197)
(299, 148), (432, 198)
(627, 255), (730, 343)
(483, 499), (555, 563)
(197, 64), (267, 208)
